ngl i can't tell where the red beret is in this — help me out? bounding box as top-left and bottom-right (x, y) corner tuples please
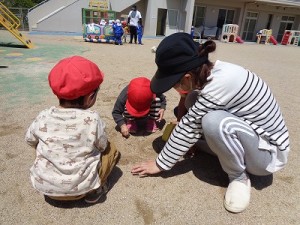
(48, 56), (104, 100)
(126, 77), (155, 117)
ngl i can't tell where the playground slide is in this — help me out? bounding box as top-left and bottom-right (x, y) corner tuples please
(236, 36), (244, 43)
(0, 3), (34, 48)
(269, 35), (278, 45)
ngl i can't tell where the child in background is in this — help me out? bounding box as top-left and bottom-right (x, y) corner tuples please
(25, 56), (120, 204)
(113, 19), (124, 45)
(112, 77), (166, 138)
(137, 20), (143, 45)
(121, 21), (129, 43)
(108, 20), (114, 26)
(99, 19), (106, 26)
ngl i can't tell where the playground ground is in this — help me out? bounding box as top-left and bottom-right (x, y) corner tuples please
(0, 30), (299, 225)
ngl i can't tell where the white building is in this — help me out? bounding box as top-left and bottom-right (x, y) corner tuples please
(28, 0), (300, 42)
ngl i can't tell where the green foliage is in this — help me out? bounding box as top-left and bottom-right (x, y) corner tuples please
(2, 0), (45, 8)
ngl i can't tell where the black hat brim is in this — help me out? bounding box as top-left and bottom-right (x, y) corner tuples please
(150, 69), (185, 94)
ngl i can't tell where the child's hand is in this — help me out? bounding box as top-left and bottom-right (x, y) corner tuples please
(156, 109), (165, 122)
(120, 124), (130, 138)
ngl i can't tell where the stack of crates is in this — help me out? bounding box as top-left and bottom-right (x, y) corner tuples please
(221, 24), (239, 43)
(256, 29), (272, 44)
(281, 30), (300, 46)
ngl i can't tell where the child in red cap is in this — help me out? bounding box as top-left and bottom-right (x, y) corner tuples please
(112, 77), (166, 138)
(25, 56), (120, 204)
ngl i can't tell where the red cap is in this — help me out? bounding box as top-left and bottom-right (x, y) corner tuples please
(48, 56), (104, 100)
(126, 77), (155, 117)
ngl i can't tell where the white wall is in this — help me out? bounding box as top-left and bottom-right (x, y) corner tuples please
(27, 0), (300, 38)
(36, 0), (90, 33)
(193, 0), (300, 41)
(195, 0), (244, 27)
(109, 0), (139, 12)
(28, 0), (78, 31)
(139, 0), (194, 36)
(245, 3), (300, 40)
(29, 0), (143, 33)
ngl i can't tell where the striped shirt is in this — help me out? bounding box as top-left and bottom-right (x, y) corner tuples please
(157, 60), (290, 173)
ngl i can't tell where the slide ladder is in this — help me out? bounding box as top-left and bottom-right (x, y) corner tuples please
(0, 2), (34, 48)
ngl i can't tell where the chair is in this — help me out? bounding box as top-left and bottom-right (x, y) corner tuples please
(192, 25), (204, 43)
(193, 25), (204, 38)
(203, 26), (218, 39)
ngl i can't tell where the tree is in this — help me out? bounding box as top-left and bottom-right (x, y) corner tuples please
(2, 0), (45, 8)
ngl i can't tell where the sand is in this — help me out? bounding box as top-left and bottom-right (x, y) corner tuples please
(0, 31), (299, 224)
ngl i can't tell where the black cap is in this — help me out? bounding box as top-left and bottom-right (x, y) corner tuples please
(151, 32), (208, 94)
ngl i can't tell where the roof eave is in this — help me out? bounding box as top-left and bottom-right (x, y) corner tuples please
(253, 0), (300, 7)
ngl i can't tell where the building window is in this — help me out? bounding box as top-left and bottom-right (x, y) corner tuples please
(217, 9), (234, 28)
(167, 9), (179, 29)
(266, 14), (273, 29)
(192, 6), (206, 28)
(242, 11), (258, 41)
(277, 16), (295, 42)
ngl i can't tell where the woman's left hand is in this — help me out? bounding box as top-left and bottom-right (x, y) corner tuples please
(131, 160), (161, 176)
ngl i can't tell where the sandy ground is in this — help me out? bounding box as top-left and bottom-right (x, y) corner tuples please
(0, 30), (299, 225)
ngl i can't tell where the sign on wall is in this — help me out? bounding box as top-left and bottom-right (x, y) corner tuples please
(89, 0), (109, 10)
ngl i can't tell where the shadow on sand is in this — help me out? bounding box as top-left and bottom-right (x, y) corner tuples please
(152, 136), (273, 190)
(0, 42), (27, 48)
(44, 166), (123, 208)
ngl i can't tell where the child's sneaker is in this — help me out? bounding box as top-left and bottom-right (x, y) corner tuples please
(84, 181), (110, 204)
(126, 120), (137, 134)
(146, 119), (158, 133)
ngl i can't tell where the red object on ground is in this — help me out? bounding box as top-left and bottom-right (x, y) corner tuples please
(236, 36), (244, 43)
(281, 31), (291, 45)
(269, 35), (278, 45)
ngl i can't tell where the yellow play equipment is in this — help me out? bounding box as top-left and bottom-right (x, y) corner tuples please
(0, 2), (34, 48)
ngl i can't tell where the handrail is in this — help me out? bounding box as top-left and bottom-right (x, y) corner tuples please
(0, 2), (21, 28)
(35, 0), (80, 25)
(28, 0), (50, 12)
(37, 6), (65, 24)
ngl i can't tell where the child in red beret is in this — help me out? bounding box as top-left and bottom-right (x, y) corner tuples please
(112, 77), (166, 138)
(25, 56), (120, 204)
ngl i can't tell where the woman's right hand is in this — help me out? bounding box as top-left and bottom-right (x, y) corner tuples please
(120, 124), (130, 138)
(131, 159), (162, 176)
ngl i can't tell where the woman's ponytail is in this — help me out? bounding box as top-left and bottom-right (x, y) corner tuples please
(192, 40), (216, 89)
(198, 40), (216, 57)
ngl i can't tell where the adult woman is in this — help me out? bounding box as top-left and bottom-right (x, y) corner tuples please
(131, 33), (290, 213)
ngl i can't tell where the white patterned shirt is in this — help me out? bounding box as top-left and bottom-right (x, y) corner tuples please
(25, 107), (107, 196)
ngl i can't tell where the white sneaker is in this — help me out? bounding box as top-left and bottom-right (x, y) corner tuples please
(224, 178), (251, 213)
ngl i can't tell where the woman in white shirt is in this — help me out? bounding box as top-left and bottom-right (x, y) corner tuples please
(131, 32), (290, 213)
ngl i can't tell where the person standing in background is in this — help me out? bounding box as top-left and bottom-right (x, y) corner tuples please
(127, 5), (142, 44)
(137, 21), (144, 45)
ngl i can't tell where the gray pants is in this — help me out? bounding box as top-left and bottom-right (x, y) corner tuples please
(185, 92), (272, 181)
